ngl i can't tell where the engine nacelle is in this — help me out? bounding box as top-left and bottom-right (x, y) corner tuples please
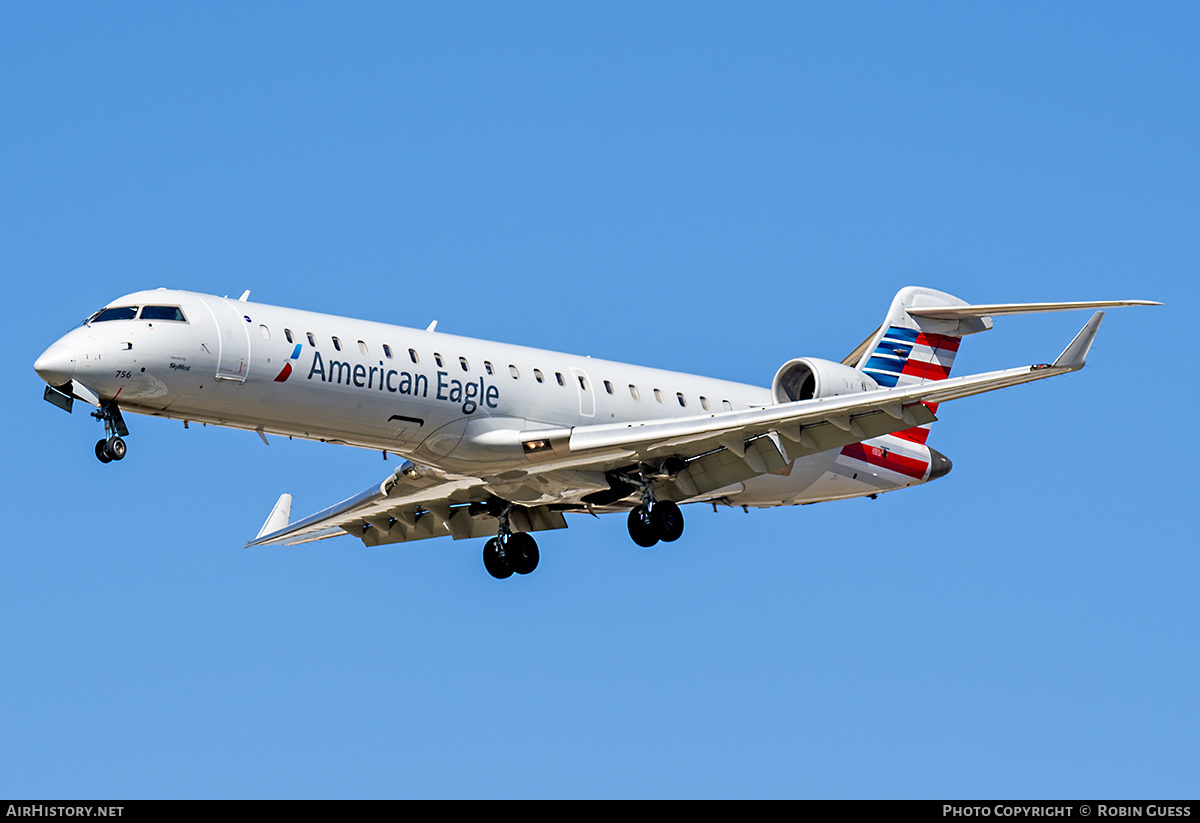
(771, 357), (880, 403)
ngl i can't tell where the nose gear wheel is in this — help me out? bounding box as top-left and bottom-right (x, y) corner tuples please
(91, 402), (130, 463)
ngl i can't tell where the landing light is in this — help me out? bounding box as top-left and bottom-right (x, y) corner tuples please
(522, 438), (553, 454)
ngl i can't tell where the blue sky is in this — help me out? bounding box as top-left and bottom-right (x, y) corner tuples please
(2, 3), (1196, 798)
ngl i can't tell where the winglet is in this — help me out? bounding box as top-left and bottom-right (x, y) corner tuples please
(1051, 311), (1104, 371)
(255, 493), (293, 540)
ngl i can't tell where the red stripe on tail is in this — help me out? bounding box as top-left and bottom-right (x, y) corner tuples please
(840, 443), (929, 480)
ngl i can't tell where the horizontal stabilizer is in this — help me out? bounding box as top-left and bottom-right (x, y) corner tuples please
(907, 299), (1160, 319)
(256, 494), (293, 540)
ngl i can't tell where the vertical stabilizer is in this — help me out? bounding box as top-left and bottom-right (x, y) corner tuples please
(855, 287), (989, 443)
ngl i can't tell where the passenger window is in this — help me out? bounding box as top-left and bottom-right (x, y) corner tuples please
(629, 385), (640, 400)
(578, 375), (589, 391)
(435, 353), (444, 367)
(383, 344), (393, 359)
(534, 369), (544, 383)
(358, 340), (368, 355)
(484, 361), (494, 375)
(700, 396), (711, 411)
(285, 329), (294, 344)
(653, 389), (664, 403)
(260, 325), (271, 340)
(677, 392), (686, 407)
(555, 372), (565, 386)
(604, 380), (614, 394)
(509, 365), (519, 379)
(307, 332), (316, 347)
(723, 400), (733, 411)
(332, 337), (342, 351)
(409, 349), (419, 364)
(459, 356), (469, 372)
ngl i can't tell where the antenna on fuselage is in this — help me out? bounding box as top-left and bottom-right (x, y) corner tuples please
(238, 290), (251, 302)
(426, 320), (438, 332)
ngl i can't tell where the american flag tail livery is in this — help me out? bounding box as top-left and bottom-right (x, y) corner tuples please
(853, 286), (985, 446)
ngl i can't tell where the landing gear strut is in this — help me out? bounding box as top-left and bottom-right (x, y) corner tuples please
(482, 505), (540, 579)
(91, 402), (129, 463)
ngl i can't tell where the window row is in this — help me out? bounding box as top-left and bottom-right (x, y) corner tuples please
(276, 326), (502, 375)
(265, 325), (731, 411)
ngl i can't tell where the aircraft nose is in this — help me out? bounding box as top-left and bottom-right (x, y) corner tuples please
(927, 447), (953, 481)
(34, 342), (77, 386)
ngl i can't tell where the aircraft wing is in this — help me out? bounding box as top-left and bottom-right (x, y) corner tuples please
(250, 312), (1103, 548)
(247, 462), (567, 548)
(483, 312), (1104, 476)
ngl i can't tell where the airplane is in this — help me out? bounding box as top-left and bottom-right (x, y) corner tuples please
(34, 286), (1157, 578)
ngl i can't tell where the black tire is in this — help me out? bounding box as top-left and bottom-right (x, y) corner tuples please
(628, 505), (659, 548)
(507, 532), (540, 575)
(106, 436), (127, 461)
(483, 537), (513, 579)
(95, 439), (113, 464)
(652, 500), (684, 543)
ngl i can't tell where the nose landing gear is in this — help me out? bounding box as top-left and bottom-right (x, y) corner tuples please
(91, 402), (129, 463)
(94, 436), (126, 463)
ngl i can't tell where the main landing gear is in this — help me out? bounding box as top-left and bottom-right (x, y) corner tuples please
(625, 472), (685, 548)
(91, 402), (129, 463)
(627, 499), (684, 548)
(482, 532), (539, 579)
(480, 469), (689, 578)
(482, 505), (540, 579)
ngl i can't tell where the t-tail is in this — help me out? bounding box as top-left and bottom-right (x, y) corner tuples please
(844, 287), (1159, 480)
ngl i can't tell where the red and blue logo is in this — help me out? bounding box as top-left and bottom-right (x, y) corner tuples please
(274, 344), (303, 382)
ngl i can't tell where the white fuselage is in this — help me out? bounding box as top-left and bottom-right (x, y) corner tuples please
(37, 289), (938, 508)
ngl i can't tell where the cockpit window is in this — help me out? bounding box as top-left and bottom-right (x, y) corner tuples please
(91, 306), (139, 323)
(140, 305), (186, 322)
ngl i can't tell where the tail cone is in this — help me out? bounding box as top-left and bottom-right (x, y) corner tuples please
(928, 448), (953, 481)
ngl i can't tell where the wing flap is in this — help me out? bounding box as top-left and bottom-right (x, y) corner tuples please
(679, 402), (939, 497)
